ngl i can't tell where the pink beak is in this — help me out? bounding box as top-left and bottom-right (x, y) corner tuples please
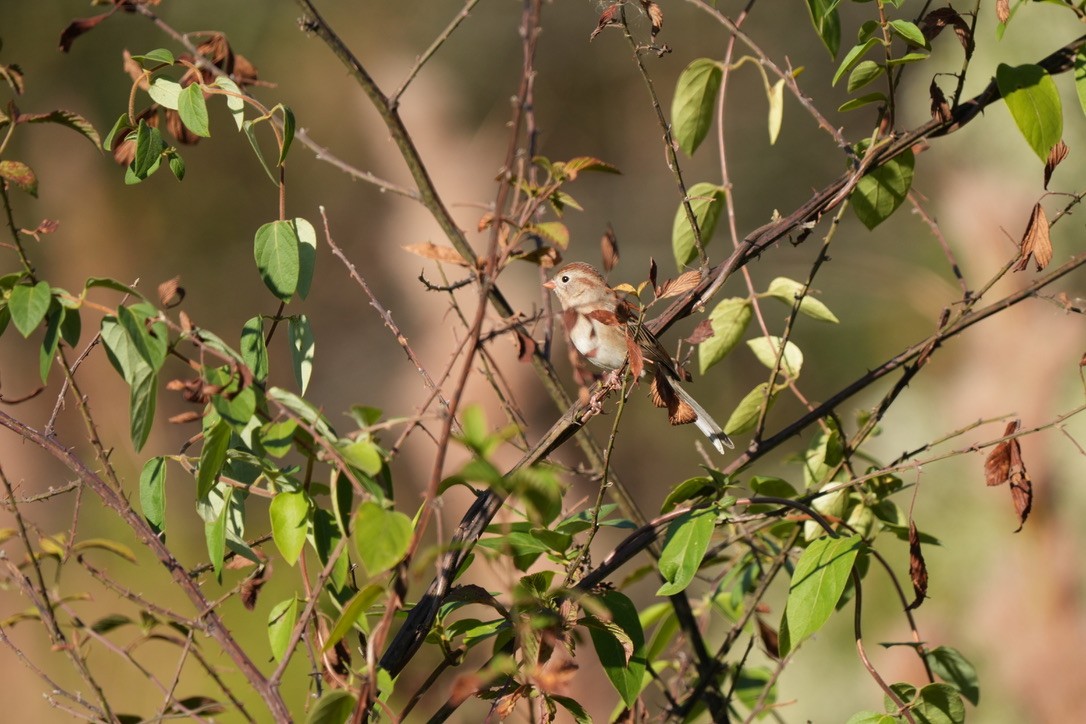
(542, 279), (555, 290)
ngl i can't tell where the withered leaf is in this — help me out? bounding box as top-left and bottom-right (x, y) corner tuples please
(158, 276), (185, 308)
(121, 49), (149, 90)
(477, 211), (494, 232)
(920, 7), (973, 52)
(984, 420), (1020, 487)
(239, 564), (271, 610)
(657, 270), (703, 299)
(1044, 140), (1069, 190)
(983, 420), (1033, 532)
(166, 108), (201, 145)
(514, 330), (536, 363)
(1014, 203), (1052, 272)
(685, 319), (714, 346)
(755, 615), (780, 659)
(601, 224), (620, 273)
(59, 12), (114, 53)
(996, 0), (1010, 24)
(403, 242), (471, 267)
(34, 219), (60, 235)
(930, 79), (952, 124)
(905, 520), (928, 610)
(168, 411), (201, 424)
(590, 4), (622, 41)
(642, 0), (664, 37)
(625, 330), (644, 379)
(648, 257), (658, 294)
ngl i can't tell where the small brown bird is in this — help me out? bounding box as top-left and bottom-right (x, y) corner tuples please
(545, 262), (733, 453)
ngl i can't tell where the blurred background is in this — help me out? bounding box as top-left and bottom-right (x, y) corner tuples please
(1, 0), (1085, 721)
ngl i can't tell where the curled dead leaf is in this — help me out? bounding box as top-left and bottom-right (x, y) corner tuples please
(685, 319), (714, 346)
(1044, 140), (1068, 190)
(158, 276), (185, 308)
(657, 270), (703, 299)
(403, 242), (471, 267)
(920, 7), (973, 52)
(930, 79), (952, 124)
(591, 4), (622, 41)
(168, 411), (201, 424)
(601, 224), (620, 273)
(59, 12), (113, 53)
(755, 615), (780, 659)
(642, 0), (664, 37)
(983, 420), (1033, 531)
(905, 520), (928, 610)
(996, 0), (1010, 24)
(1014, 203), (1052, 272)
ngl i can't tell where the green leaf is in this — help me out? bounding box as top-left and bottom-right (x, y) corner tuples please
(886, 52), (928, 66)
(140, 456), (167, 537)
(587, 591), (647, 707)
(102, 113), (131, 152)
(765, 277), (839, 323)
(148, 78), (182, 110)
(267, 597), (298, 661)
(116, 304), (160, 371)
(888, 19), (927, 47)
(925, 646), (979, 705)
(1074, 49), (1086, 119)
(779, 534), (862, 656)
(324, 584), (384, 648)
(22, 109), (101, 148)
(747, 336), (804, 379)
(270, 491), (310, 566)
(84, 277), (145, 299)
(838, 93), (887, 112)
(177, 83), (210, 137)
(724, 382), (779, 436)
(912, 683), (966, 724)
(243, 119), (278, 184)
(8, 281), (50, 337)
(39, 302), (63, 382)
(656, 507), (716, 596)
(833, 38), (880, 86)
(851, 149), (914, 230)
(846, 713), (898, 724)
(339, 439), (383, 477)
(289, 315), (315, 394)
(550, 695), (591, 724)
(129, 368), (157, 451)
(240, 316), (269, 381)
(305, 690), (356, 724)
(260, 420), (297, 458)
(59, 305), (81, 346)
(131, 120), (166, 180)
(167, 151), (185, 181)
(254, 220), (300, 301)
(294, 217), (317, 300)
(213, 76), (246, 130)
(131, 48), (175, 66)
(660, 476), (719, 514)
(996, 63), (1063, 161)
(277, 105), (295, 166)
(267, 387), (337, 442)
(672, 182), (726, 269)
(0, 160), (37, 196)
(848, 60), (884, 93)
(197, 420), (232, 500)
(699, 297), (752, 374)
(205, 488), (232, 579)
(805, 0), (841, 58)
(671, 58), (722, 156)
(353, 501), (412, 576)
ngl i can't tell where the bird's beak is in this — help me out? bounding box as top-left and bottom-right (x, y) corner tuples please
(542, 279), (555, 290)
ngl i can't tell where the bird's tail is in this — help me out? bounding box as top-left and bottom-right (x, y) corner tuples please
(668, 379), (734, 454)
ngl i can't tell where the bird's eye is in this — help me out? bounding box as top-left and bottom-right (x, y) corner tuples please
(561, 275), (570, 283)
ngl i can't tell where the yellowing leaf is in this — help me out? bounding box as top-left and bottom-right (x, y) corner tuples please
(402, 242), (471, 267)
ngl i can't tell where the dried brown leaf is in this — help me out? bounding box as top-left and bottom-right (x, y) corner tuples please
(648, 257), (658, 294)
(601, 224), (620, 273)
(477, 211), (494, 232)
(920, 7), (973, 52)
(905, 520), (928, 610)
(657, 270), (703, 299)
(685, 319), (714, 346)
(625, 331), (644, 379)
(643, 1), (664, 37)
(449, 674), (482, 706)
(514, 330), (536, 363)
(984, 420), (1019, 486)
(996, 0), (1010, 24)
(1014, 203), (1052, 272)
(590, 4), (622, 41)
(59, 12), (113, 53)
(1044, 140), (1069, 190)
(239, 564), (270, 610)
(167, 411), (201, 424)
(930, 79), (952, 124)
(158, 276), (185, 308)
(755, 615), (780, 659)
(403, 242), (471, 267)
(166, 108), (201, 145)
(121, 49), (149, 91)
(34, 219), (60, 235)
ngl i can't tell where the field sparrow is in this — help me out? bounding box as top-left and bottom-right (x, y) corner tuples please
(544, 262), (733, 453)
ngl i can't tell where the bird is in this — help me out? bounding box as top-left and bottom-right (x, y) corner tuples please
(544, 261), (733, 453)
